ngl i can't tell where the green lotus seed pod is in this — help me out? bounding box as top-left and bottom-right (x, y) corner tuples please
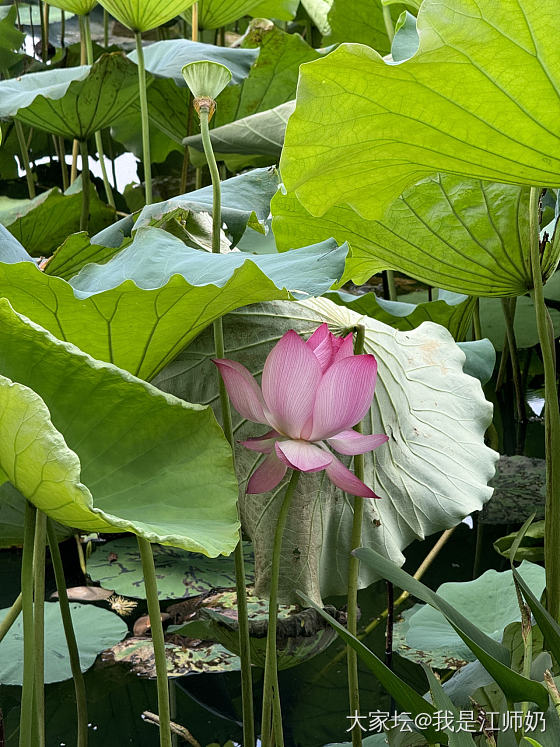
(181, 61), (232, 101)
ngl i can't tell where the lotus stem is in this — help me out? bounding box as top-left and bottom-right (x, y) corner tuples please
(40, 0), (48, 63)
(382, 3), (394, 44)
(198, 99), (256, 747)
(192, 3), (199, 41)
(0, 592), (22, 643)
(261, 470), (301, 747)
(501, 297), (525, 422)
(71, 27), (87, 184)
(472, 297), (482, 340)
(137, 537), (172, 747)
(33, 511), (47, 747)
(47, 520), (88, 747)
(19, 502), (37, 747)
(530, 187), (560, 620)
(103, 9), (109, 47)
(14, 119), (35, 199)
(346, 324), (366, 747)
(79, 140), (91, 231)
(135, 31), (153, 205)
(382, 270), (397, 301)
(61, 9), (65, 47)
(82, 14), (115, 209)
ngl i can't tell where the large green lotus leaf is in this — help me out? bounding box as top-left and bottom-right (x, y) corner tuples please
(212, 20), (320, 130)
(194, 0), (294, 28)
(0, 300), (240, 554)
(154, 297), (498, 603)
(128, 39), (258, 87)
(0, 602), (128, 685)
(280, 0), (560, 220)
(326, 289), (475, 341)
(0, 482), (72, 548)
(47, 0), (98, 13)
(394, 562), (545, 667)
(185, 100), (294, 160)
(323, 0), (400, 52)
(87, 536), (255, 599)
(0, 227), (347, 380)
(0, 53), (142, 140)
(272, 175), (560, 296)
(99, 0), (196, 31)
(0, 180), (115, 257)
(108, 637), (240, 678)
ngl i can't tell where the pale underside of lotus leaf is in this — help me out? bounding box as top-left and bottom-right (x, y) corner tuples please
(394, 561), (546, 667)
(99, 0), (196, 32)
(47, 0), (98, 13)
(0, 300), (240, 555)
(0, 227), (347, 381)
(0, 53), (142, 140)
(0, 602), (128, 685)
(280, 0), (560, 220)
(154, 297), (498, 603)
(272, 175), (560, 297)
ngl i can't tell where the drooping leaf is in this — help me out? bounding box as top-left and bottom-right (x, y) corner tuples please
(0, 53), (142, 140)
(99, 0), (196, 31)
(0, 300), (240, 554)
(0, 179), (115, 256)
(154, 297), (498, 602)
(87, 536), (255, 599)
(271, 176), (560, 296)
(0, 602), (128, 685)
(280, 0), (560, 220)
(392, 562), (545, 666)
(0, 5), (25, 71)
(354, 548), (549, 710)
(326, 288), (475, 341)
(0, 227), (347, 380)
(185, 100), (294, 160)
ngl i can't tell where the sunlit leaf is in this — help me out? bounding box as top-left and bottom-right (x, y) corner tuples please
(99, 0), (196, 32)
(281, 0), (560, 220)
(0, 300), (240, 554)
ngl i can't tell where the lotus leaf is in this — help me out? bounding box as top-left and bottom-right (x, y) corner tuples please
(0, 53), (142, 140)
(0, 300), (240, 554)
(394, 562), (545, 666)
(87, 536), (255, 599)
(271, 176), (560, 297)
(0, 602), (128, 685)
(99, 0), (196, 32)
(154, 297), (498, 602)
(281, 0), (560, 220)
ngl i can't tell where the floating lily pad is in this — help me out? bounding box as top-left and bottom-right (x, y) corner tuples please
(106, 637), (240, 678)
(87, 536), (255, 599)
(393, 562), (545, 667)
(0, 601), (128, 685)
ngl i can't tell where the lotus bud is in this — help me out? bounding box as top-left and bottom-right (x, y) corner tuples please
(181, 61), (232, 120)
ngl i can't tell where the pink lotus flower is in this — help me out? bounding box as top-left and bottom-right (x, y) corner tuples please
(214, 323), (388, 497)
